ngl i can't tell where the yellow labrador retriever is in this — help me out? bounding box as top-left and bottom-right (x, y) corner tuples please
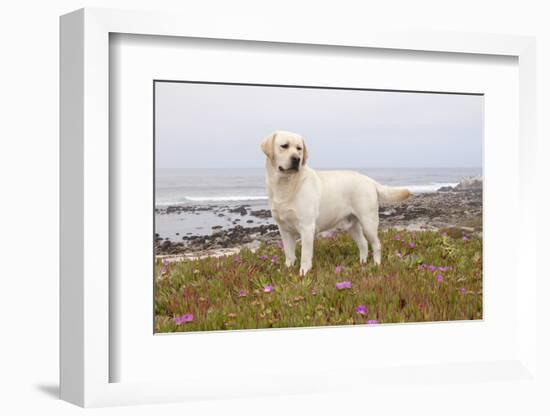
(261, 130), (410, 276)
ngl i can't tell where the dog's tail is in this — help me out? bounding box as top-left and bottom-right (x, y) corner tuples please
(375, 182), (411, 203)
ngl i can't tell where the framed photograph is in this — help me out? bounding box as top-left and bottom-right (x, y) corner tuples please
(153, 80), (484, 334)
(60, 8), (538, 407)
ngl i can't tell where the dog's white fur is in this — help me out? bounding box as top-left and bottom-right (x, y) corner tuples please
(261, 130), (411, 275)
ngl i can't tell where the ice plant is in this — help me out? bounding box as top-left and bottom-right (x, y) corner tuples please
(356, 305), (368, 315)
(428, 265), (437, 272)
(366, 320), (379, 325)
(174, 313), (194, 325)
(394, 234), (401, 241)
(234, 255), (241, 263)
(335, 265), (342, 274)
(437, 274), (444, 283)
(259, 255), (268, 260)
(395, 252), (403, 258)
(276, 240), (284, 249)
(263, 285), (274, 293)
(238, 289), (247, 297)
(336, 281), (352, 290)
(460, 287), (466, 295)
(271, 255), (278, 264)
(408, 242), (415, 249)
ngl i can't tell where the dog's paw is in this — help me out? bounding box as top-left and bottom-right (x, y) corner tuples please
(285, 258), (296, 267)
(299, 264), (311, 276)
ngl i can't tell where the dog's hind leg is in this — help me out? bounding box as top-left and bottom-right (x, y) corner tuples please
(348, 220), (369, 264)
(359, 217), (381, 265)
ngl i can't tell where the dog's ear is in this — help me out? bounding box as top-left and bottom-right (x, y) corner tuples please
(260, 132), (276, 159)
(301, 139), (308, 165)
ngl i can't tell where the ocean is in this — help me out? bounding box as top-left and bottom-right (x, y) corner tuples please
(155, 167), (481, 207)
(155, 167), (481, 240)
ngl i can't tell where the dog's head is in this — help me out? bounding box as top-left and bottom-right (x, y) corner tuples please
(260, 131), (308, 175)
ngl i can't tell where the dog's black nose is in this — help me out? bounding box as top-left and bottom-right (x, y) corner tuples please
(291, 156), (301, 166)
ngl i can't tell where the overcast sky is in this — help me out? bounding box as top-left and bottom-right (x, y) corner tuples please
(155, 82), (482, 169)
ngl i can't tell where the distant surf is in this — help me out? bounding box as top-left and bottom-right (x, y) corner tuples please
(155, 182), (459, 207)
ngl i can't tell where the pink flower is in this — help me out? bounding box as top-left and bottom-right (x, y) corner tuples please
(356, 305), (368, 315)
(259, 255), (268, 260)
(162, 258), (170, 265)
(394, 234), (401, 241)
(366, 319), (379, 325)
(238, 289), (247, 297)
(460, 288), (466, 295)
(174, 313), (193, 325)
(321, 231), (333, 239)
(428, 265), (437, 272)
(276, 240), (284, 249)
(335, 265), (342, 274)
(395, 252), (403, 258)
(160, 265), (169, 275)
(462, 235), (470, 241)
(263, 285), (274, 293)
(234, 255), (241, 262)
(418, 264), (427, 271)
(336, 281), (352, 290)
(271, 255), (278, 264)
(408, 242), (415, 249)
(437, 274), (444, 283)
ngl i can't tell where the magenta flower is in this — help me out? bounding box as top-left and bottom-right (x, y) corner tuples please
(162, 258), (170, 265)
(395, 252), (403, 258)
(462, 234), (470, 241)
(408, 242), (415, 249)
(160, 265), (169, 275)
(271, 255), (278, 264)
(335, 265), (342, 274)
(418, 264), (427, 271)
(460, 287), (466, 295)
(336, 281), (352, 290)
(263, 285), (274, 293)
(437, 274), (444, 283)
(174, 313), (193, 325)
(366, 319), (379, 325)
(238, 289), (247, 297)
(438, 266), (446, 271)
(259, 255), (268, 260)
(428, 265), (437, 272)
(276, 240), (284, 249)
(394, 234), (401, 241)
(356, 305), (368, 315)
(234, 255), (241, 262)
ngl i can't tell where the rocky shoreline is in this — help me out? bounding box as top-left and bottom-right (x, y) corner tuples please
(156, 177), (482, 258)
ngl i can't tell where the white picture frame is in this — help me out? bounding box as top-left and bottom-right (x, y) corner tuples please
(60, 7), (538, 408)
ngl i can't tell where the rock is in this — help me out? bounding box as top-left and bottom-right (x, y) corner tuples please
(250, 209), (272, 219)
(229, 205), (248, 216)
(454, 176), (482, 191)
(246, 219), (254, 223)
(437, 186), (454, 192)
(212, 225), (223, 230)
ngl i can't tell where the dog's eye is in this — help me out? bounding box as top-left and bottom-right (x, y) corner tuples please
(281, 144), (289, 149)
(297, 146), (302, 151)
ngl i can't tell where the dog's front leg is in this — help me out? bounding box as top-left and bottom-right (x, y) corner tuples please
(278, 227), (297, 267)
(299, 224), (315, 276)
